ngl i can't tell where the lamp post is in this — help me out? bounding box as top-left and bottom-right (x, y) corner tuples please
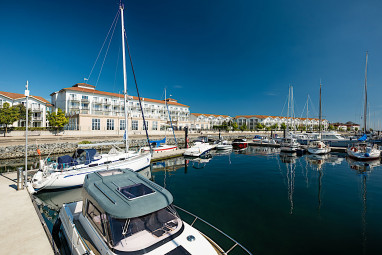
(24, 81), (29, 187)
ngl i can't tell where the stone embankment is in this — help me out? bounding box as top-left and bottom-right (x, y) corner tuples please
(0, 133), (261, 160)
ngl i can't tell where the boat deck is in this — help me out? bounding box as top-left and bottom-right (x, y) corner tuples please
(73, 219), (101, 255)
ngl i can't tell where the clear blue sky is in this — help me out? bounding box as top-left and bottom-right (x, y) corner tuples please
(1, 0), (382, 127)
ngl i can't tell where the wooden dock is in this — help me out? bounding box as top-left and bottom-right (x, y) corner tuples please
(0, 172), (55, 254)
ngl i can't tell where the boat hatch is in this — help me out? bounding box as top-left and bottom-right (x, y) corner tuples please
(118, 183), (155, 200)
(98, 169), (124, 177)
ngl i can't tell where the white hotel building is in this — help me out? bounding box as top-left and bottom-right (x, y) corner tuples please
(0, 91), (51, 127)
(190, 113), (232, 130)
(50, 83), (190, 133)
(235, 115), (329, 130)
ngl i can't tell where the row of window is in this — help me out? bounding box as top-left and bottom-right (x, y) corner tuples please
(91, 119), (158, 131)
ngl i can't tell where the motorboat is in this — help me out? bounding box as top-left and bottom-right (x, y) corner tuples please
(252, 135), (276, 144)
(347, 142), (381, 160)
(183, 140), (213, 157)
(215, 140), (233, 150)
(232, 138), (248, 150)
(307, 140), (331, 154)
(31, 148), (151, 192)
(54, 168), (252, 255)
(141, 139), (178, 153)
(280, 137), (300, 152)
(252, 135), (262, 143)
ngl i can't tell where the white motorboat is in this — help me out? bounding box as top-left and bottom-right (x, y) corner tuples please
(54, 168), (252, 255)
(347, 143), (380, 160)
(31, 148), (151, 192)
(184, 141), (213, 157)
(215, 140), (233, 150)
(307, 140), (331, 154)
(280, 137), (300, 152)
(142, 143), (178, 153)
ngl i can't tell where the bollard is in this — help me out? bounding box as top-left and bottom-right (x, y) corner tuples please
(17, 167), (24, 190)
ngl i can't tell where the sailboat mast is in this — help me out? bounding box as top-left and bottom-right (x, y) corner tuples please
(306, 95), (309, 131)
(364, 52), (368, 133)
(120, 4), (129, 152)
(286, 86), (290, 133)
(319, 82), (322, 135)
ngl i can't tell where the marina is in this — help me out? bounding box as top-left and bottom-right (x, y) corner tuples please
(12, 146), (381, 255)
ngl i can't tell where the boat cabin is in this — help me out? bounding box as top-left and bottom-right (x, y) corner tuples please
(82, 169), (184, 254)
(56, 149), (99, 169)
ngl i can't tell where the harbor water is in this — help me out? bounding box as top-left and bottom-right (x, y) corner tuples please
(32, 146), (382, 255)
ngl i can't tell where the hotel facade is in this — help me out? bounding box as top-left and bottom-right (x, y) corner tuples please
(50, 83), (191, 133)
(190, 113), (232, 130)
(0, 91), (51, 127)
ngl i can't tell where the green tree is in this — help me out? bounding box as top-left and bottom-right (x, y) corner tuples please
(47, 108), (69, 135)
(256, 123), (264, 130)
(14, 104), (32, 125)
(265, 126), (271, 132)
(271, 124), (279, 130)
(239, 123), (247, 131)
(355, 127), (359, 132)
(231, 122), (239, 131)
(0, 102), (20, 136)
(280, 123), (287, 130)
(328, 124), (334, 131)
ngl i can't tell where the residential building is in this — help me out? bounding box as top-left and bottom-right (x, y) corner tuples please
(332, 122), (360, 131)
(0, 91), (51, 127)
(190, 113), (232, 130)
(234, 115), (329, 130)
(50, 83), (190, 132)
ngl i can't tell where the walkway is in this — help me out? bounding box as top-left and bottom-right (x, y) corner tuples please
(0, 172), (53, 255)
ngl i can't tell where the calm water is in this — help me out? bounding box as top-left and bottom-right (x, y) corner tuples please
(34, 146), (382, 255)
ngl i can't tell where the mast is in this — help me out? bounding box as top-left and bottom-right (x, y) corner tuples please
(24, 81), (29, 187)
(286, 86), (290, 133)
(319, 81), (322, 136)
(120, 4), (129, 152)
(306, 95), (309, 131)
(364, 52), (368, 133)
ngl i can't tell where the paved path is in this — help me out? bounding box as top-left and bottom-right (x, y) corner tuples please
(0, 172), (53, 255)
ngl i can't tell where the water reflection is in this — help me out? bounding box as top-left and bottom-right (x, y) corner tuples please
(279, 152), (298, 214)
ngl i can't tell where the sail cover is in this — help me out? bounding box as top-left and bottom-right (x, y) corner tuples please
(358, 134), (367, 141)
(148, 137), (166, 148)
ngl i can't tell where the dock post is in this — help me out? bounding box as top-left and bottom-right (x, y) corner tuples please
(185, 126), (188, 148)
(17, 167), (24, 190)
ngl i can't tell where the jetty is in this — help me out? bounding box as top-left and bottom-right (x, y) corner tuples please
(0, 172), (55, 254)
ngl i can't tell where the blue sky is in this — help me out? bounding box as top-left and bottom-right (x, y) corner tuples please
(1, 0), (382, 127)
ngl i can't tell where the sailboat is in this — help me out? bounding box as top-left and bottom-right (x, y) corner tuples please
(347, 52), (380, 160)
(142, 89), (178, 153)
(30, 4), (152, 192)
(280, 85), (301, 152)
(308, 82), (331, 154)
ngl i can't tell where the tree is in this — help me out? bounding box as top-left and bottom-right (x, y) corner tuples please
(271, 124), (279, 130)
(0, 102), (20, 136)
(328, 124), (334, 131)
(256, 123), (264, 130)
(280, 123), (287, 130)
(355, 127), (359, 132)
(239, 123), (247, 132)
(47, 108), (69, 135)
(231, 122), (239, 131)
(265, 126), (271, 132)
(14, 104), (32, 126)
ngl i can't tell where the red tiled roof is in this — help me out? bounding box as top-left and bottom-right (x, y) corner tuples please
(191, 113), (231, 118)
(0, 91), (50, 104)
(58, 87), (189, 107)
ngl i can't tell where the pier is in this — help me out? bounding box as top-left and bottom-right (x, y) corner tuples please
(0, 172), (54, 255)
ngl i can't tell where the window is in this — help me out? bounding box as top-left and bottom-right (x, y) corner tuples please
(82, 95), (88, 99)
(92, 119), (100, 130)
(107, 119), (114, 130)
(152, 121), (158, 130)
(142, 120), (148, 130)
(81, 103), (88, 109)
(87, 201), (105, 236)
(120, 120), (126, 130)
(132, 120), (138, 130)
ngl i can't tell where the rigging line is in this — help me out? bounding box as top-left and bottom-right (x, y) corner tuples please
(280, 95), (288, 117)
(95, 11), (119, 87)
(308, 95), (318, 118)
(112, 45), (122, 93)
(87, 10), (120, 82)
(124, 31), (151, 149)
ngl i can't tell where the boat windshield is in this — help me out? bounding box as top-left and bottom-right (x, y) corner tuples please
(108, 205), (183, 252)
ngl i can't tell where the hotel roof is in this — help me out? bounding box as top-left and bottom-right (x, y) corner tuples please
(0, 91), (51, 105)
(52, 85), (189, 107)
(191, 113), (230, 118)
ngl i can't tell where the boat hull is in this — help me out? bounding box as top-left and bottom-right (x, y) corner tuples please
(346, 148), (380, 160)
(307, 147), (331, 155)
(32, 153), (151, 191)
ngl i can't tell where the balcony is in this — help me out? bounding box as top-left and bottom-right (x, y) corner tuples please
(68, 97), (80, 102)
(93, 100), (102, 105)
(31, 106), (44, 112)
(103, 100), (111, 105)
(69, 105), (80, 109)
(80, 110), (89, 114)
(81, 98), (89, 103)
(32, 116), (43, 121)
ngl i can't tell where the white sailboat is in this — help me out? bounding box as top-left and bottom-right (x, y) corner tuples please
(308, 82), (331, 154)
(30, 4), (152, 192)
(280, 85), (301, 152)
(347, 52), (380, 160)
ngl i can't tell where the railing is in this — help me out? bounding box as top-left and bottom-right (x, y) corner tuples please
(173, 205), (253, 255)
(31, 106), (44, 112)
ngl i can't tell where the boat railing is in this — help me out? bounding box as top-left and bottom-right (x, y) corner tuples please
(173, 205), (253, 255)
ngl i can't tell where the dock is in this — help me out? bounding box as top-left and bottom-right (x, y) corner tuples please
(151, 148), (187, 162)
(0, 172), (54, 255)
(249, 143), (347, 153)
